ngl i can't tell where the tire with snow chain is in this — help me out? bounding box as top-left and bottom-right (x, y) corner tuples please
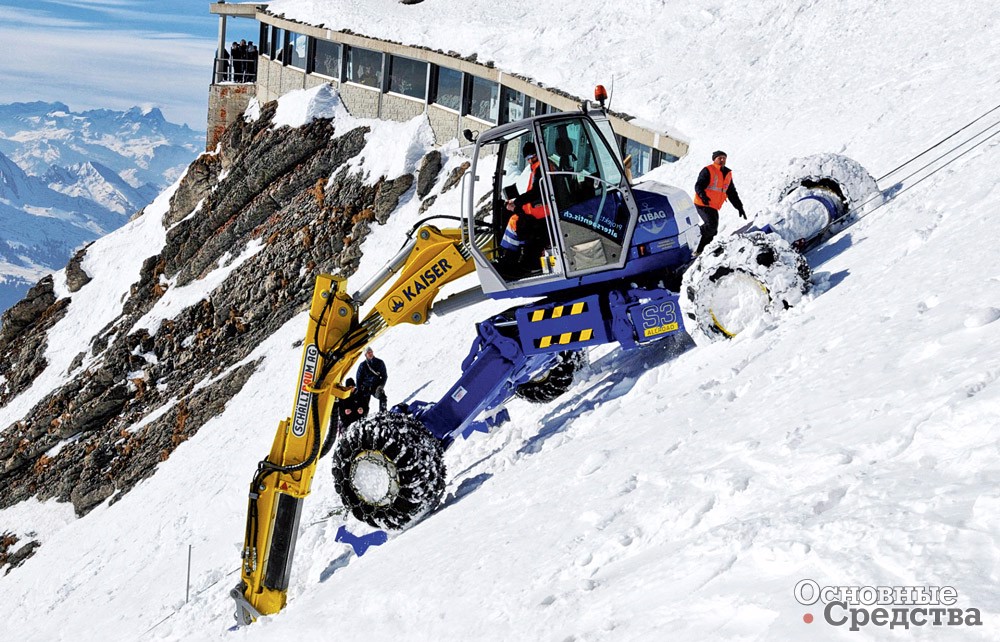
(332, 412), (445, 530)
(753, 153), (882, 246)
(515, 350), (585, 403)
(772, 153), (881, 214)
(680, 231), (811, 345)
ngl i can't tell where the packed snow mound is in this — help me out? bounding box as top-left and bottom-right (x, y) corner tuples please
(268, 84), (348, 129)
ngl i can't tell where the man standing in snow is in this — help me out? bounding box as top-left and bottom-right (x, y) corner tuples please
(693, 150), (746, 253)
(356, 347), (388, 414)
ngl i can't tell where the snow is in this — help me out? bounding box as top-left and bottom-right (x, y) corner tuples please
(2, 1), (1000, 641)
(268, 84), (344, 129)
(1, 174), (179, 421)
(263, 84), (434, 187)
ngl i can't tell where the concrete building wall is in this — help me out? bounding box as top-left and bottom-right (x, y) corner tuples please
(279, 66), (308, 96)
(339, 83), (380, 119)
(304, 75), (330, 90)
(427, 105), (460, 143)
(209, 5), (690, 161)
(257, 58), (282, 104)
(381, 93), (425, 122)
(206, 84), (256, 151)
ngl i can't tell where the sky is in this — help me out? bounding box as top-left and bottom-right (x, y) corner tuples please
(0, 0), (259, 130)
(2, 1), (1000, 640)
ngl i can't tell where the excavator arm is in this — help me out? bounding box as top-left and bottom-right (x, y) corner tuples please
(233, 224), (488, 623)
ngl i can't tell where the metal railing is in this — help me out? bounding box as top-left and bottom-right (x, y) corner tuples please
(212, 55), (259, 84)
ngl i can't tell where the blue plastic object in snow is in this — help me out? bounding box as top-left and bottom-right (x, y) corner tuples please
(335, 525), (388, 556)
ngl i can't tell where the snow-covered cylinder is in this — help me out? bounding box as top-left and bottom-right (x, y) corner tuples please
(752, 153), (881, 248)
(758, 187), (845, 247)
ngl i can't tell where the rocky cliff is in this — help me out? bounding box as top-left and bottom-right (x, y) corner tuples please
(0, 94), (444, 572)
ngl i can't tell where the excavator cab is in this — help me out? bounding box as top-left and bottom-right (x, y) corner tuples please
(465, 106), (640, 298)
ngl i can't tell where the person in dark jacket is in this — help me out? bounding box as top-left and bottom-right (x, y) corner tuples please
(320, 378), (366, 457)
(238, 39), (248, 81)
(231, 40), (244, 82)
(693, 150), (746, 254)
(337, 378), (366, 430)
(245, 41), (258, 81)
(216, 46), (230, 83)
(356, 348), (388, 413)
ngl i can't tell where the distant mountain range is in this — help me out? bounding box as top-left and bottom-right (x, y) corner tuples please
(0, 102), (204, 312)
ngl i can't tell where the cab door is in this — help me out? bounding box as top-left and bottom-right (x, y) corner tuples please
(539, 116), (637, 277)
(465, 123), (563, 295)
(465, 113), (638, 296)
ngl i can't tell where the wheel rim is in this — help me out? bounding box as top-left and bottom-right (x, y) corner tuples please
(707, 271), (770, 337)
(349, 450), (400, 507)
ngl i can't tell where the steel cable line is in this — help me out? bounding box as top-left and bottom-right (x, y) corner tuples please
(815, 113), (1000, 245)
(876, 101), (1000, 182)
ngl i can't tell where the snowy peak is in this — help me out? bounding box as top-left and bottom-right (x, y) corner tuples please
(0, 101), (201, 313)
(0, 101), (71, 125)
(0, 102), (203, 185)
(126, 106), (166, 124)
(0, 149), (35, 201)
(43, 160), (150, 216)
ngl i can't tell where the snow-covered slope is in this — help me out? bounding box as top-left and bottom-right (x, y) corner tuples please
(2, 2), (1000, 641)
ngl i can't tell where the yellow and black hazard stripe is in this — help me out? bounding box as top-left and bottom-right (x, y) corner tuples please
(534, 328), (594, 349)
(528, 301), (589, 322)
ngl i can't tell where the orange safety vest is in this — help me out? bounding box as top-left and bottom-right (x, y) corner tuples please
(521, 156), (552, 219)
(694, 164), (732, 210)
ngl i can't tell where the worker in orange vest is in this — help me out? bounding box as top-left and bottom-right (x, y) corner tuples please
(693, 150), (746, 253)
(501, 141), (552, 274)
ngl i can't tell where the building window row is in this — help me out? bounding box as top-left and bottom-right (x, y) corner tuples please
(256, 23), (662, 175)
(259, 26), (546, 126)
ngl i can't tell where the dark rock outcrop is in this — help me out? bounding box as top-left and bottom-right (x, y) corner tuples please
(416, 150), (442, 199)
(0, 97), (418, 521)
(65, 245), (93, 293)
(164, 153), (221, 227)
(441, 161), (470, 194)
(1, 531), (40, 575)
(0, 277), (69, 406)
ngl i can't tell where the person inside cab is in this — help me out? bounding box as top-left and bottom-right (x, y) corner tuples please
(499, 141), (553, 277)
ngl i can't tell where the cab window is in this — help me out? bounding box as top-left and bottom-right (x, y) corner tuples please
(475, 129), (555, 282)
(540, 118), (630, 274)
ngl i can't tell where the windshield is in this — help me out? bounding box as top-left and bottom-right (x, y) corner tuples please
(539, 116), (631, 273)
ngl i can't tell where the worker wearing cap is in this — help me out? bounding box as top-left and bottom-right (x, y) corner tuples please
(693, 150), (746, 253)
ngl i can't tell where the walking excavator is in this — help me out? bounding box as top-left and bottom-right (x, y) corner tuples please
(231, 87), (880, 623)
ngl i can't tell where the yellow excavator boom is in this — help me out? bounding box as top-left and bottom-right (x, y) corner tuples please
(232, 225), (487, 623)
